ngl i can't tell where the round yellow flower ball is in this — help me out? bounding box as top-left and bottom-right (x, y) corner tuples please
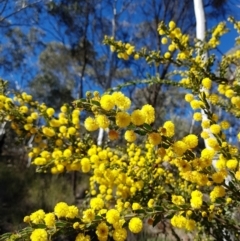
(128, 217), (143, 233)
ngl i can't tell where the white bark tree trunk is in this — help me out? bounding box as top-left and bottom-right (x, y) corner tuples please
(97, 0), (117, 146)
(193, 0), (206, 41)
(193, 0), (212, 150)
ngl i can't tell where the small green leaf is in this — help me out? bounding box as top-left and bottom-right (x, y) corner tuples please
(94, 215), (103, 220)
(134, 129), (147, 136)
(143, 123), (152, 131)
(55, 221), (67, 228)
(154, 206), (164, 212)
(134, 209), (146, 214)
(91, 100), (100, 106)
(32, 224), (46, 229)
(161, 142), (170, 149)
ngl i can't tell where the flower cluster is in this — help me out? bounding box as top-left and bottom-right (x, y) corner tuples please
(1, 18), (240, 241)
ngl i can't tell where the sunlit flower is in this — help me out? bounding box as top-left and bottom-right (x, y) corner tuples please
(30, 229), (48, 241)
(116, 112), (131, 128)
(128, 217), (143, 233)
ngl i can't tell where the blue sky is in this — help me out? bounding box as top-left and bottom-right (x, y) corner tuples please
(0, 1), (239, 95)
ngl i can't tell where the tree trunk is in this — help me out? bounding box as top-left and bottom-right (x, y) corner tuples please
(193, 0), (212, 150)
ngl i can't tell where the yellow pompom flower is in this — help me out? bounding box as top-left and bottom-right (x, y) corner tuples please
(147, 199), (154, 208)
(158, 29), (165, 35)
(66, 205), (79, 219)
(212, 172), (225, 184)
(60, 105), (67, 113)
(168, 44), (176, 52)
(84, 117), (99, 131)
(201, 148), (215, 160)
(210, 124), (221, 135)
(209, 94), (219, 104)
(23, 216), (30, 223)
(172, 141), (188, 156)
(190, 190), (203, 209)
(193, 112), (202, 121)
(183, 134), (198, 149)
(210, 186), (226, 202)
(161, 37), (168, 44)
(134, 53), (140, 60)
(132, 203), (141, 211)
(226, 159), (238, 170)
(46, 107), (55, 117)
(172, 195), (185, 205)
(170, 215), (186, 229)
(96, 222), (109, 240)
(141, 104), (155, 124)
(124, 130), (137, 142)
(163, 121), (175, 137)
(128, 217), (143, 234)
(169, 21), (176, 30)
(164, 52), (171, 59)
(106, 209), (120, 224)
(72, 116), (79, 125)
(30, 229), (48, 241)
(30, 209), (45, 224)
(207, 138), (219, 150)
(185, 93), (194, 102)
(148, 132), (161, 145)
(73, 222), (79, 229)
(63, 149), (72, 158)
(201, 119), (210, 129)
(59, 116), (68, 125)
(216, 158), (226, 170)
(68, 127), (77, 135)
(202, 77), (212, 89)
(96, 114), (110, 129)
(226, 197), (232, 205)
(220, 121), (230, 130)
(185, 219), (196, 231)
(113, 228), (127, 241)
(90, 197), (104, 210)
(190, 100), (204, 110)
(225, 89), (235, 98)
(33, 157), (47, 166)
(49, 118), (60, 128)
(44, 213), (55, 228)
(100, 94), (115, 111)
(42, 127), (55, 137)
(54, 202), (69, 218)
(82, 209), (95, 223)
(72, 109), (80, 117)
(24, 123), (33, 131)
(235, 170), (240, 180)
(59, 126), (67, 133)
(81, 158), (91, 173)
(19, 105), (28, 114)
(131, 110), (145, 126)
(75, 233), (91, 241)
(231, 96), (240, 106)
(116, 112), (131, 128)
(112, 92), (131, 110)
(40, 150), (50, 159)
